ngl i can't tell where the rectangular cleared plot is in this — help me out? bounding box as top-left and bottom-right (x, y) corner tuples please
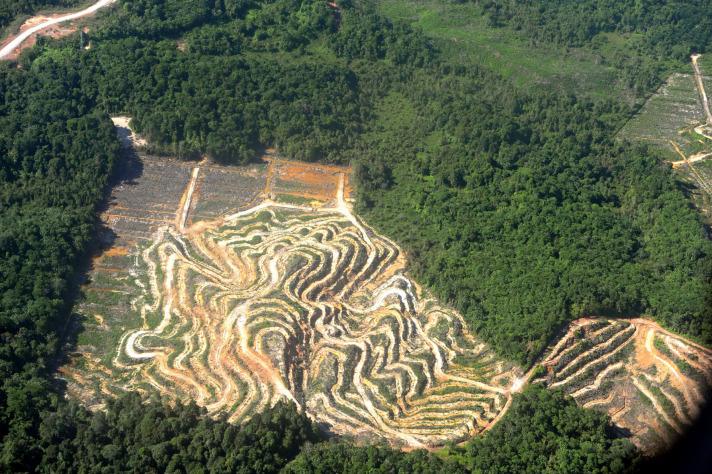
(111, 158), (192, 213)
(272, 161), (340, 199)
(190, 164), (266, 221)
(619, 73), (704, 150)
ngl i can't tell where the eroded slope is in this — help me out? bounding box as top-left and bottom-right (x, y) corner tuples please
(536, 318), (712, 452)
(67, 179), (519, 448)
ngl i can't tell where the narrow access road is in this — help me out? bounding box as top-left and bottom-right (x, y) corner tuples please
(669, 139), (712, 195)
(178, 167), (200, 231)
(0, 0), (115, 59)
(691, 54), (712, 125)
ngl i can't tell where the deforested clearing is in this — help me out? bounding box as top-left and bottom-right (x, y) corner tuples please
(64, 151), (520, 448)
(536, 318), (712, 453)
(619, 54), (712, 221)
(61, 135), (712, 453)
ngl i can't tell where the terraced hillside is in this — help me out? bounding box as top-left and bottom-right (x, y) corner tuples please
(536, 319), (712, 453)
(61, 119), (712, 452)
(64, 166), (520, 448)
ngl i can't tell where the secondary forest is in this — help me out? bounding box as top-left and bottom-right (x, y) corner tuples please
(0, 0), (710, 472)
(476, 0), (712, 60)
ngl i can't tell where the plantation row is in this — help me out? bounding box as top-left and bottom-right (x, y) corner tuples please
(68, 179), (519, 448)
(537, 319), (712, 452)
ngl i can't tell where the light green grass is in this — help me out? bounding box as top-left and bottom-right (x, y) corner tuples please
(377, 0), (625, 99)
(274, 193), (318, 205)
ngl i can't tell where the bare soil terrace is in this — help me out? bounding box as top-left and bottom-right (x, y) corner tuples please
(60, 119), (712, 453)
(536, 318), (712, 453)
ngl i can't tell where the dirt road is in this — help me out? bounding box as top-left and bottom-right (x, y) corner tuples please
(669, 140), (712, 195)
(0, 0), (115, 60)
(670, 151), (712, 168)
(178, 167), (200, 231)
(692, 54), (712, 125)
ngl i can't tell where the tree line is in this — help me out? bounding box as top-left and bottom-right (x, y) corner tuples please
(476, 0), (712, 61)
(34, 387), (639, 473)
(353, 65), (712, 365)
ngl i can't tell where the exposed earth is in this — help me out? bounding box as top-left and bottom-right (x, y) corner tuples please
(59, 119), (712, 454)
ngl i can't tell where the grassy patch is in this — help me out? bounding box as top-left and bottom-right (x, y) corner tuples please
(377, 0), (625, 99)
(274, 193), (320, 206)
(699, 54), (712, 76)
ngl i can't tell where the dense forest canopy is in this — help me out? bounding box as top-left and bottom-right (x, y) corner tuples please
(354, 68), (712, 364)
(0, 0), (710, 471)
(0, 58), (120, 467)
(39, 396), (322, 473)
(33, 387), (640, 474)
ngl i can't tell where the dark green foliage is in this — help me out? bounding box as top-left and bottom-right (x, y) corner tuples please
(0, 60), (121, 470)
(457, 386), (640, 473)
(54, 0), (367, 164)
(98, 0), (335, 50)
(38, 395), (322, 473)
(101, 42), (362, 163)
(330, 7), (434, 66)
(284, 443), (455, 474)
(356, 67), (712, 365)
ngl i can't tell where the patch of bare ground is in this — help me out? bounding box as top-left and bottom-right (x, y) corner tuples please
(68, 171), (520, 448)
(538, 318), (712, 453)
(266, 155), (353, 205)
(62, 120), (711, 453)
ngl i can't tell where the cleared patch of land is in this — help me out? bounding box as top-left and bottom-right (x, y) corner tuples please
(61, 120), (712, 452)
(536, 318), (712, 453)
(269, 157), (352, 206)
(64, 156), (519, 448)
(619, 55), (712, 221)
(619, 73), (705, 155)
(188, 164), (266, 224)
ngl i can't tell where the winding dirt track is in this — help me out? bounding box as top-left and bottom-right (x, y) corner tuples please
(60, 151), (712, 453)
(692, 54), (712, 125)
(0, 0), (115, 59)
(93, 175), (520, 448)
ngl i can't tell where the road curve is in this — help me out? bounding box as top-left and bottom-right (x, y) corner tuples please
(0, 0), (115, 59)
